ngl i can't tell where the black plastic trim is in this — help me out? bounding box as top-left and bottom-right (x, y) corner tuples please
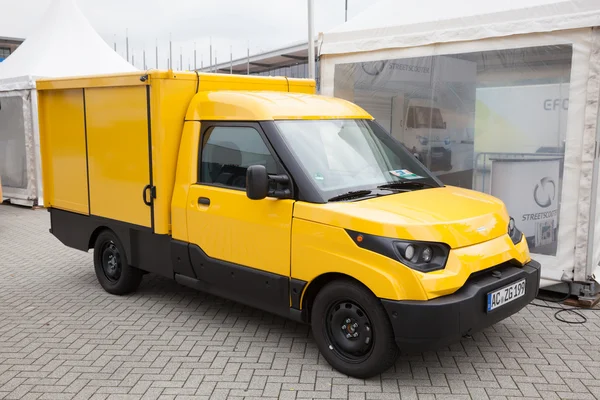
(187, 244), (291, 317)
(381, 260), (541, 352)
(48, 208), (172, 278)
(48, 209), (307, 322)
(171, 239), (196, 278)
(346, 229), (450, 272)
(290, 278), (307, 310)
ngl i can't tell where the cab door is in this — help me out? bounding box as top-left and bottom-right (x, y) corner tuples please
(186, 122), (295, 315)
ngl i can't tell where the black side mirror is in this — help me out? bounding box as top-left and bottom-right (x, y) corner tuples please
(246, 165), (269, 200)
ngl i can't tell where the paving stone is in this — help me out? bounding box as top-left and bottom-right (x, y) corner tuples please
(2, 205), (600, 399)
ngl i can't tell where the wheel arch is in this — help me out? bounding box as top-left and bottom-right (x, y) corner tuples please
(88, 225), (135, 267)
(301, 273), (377, 323)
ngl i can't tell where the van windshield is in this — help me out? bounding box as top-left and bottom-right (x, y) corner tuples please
(275, 119), (442, 201)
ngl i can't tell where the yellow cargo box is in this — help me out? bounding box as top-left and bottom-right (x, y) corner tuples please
(37, 70), (315, 235)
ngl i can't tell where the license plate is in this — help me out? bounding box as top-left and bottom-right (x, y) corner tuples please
(486, 279), (526, 312)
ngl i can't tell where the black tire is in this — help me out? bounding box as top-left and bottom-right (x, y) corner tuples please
(311, 279), (398, 378)
(93, 230), (143, 295)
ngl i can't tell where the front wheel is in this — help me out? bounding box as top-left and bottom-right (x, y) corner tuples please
(311, 280), (398, 378)
(93, 230), (143, 295)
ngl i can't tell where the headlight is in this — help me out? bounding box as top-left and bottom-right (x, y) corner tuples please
(346, 230), (450, 273)
(508, 217), (523, 245)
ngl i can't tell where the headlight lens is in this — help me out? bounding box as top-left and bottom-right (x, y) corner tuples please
(393, 241), (448, 272)
(404, 244), (415, 260)
(346, 230), (449, 273)
(422, 246), (433, 263)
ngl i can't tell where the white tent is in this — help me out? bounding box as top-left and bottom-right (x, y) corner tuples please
(0, 0), (137, 206)
(319, 0), (600, 295)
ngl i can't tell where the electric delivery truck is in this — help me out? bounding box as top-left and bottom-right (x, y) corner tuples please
(37, 70), (540, 378)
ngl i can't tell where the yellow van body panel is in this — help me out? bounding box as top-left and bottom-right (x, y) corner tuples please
(85, 86), (152, 227)
(418, 234), (530, 299)
(293, 186), (511, 249)
(38, 88), (89, 214)
(292, 186), (531, 301)
(148, 77), (197, 233)
(171, 121), (201, 242)
(186, 186), (295, 278)
(292, 218), (428, 301)
(185, 91), (372, 121)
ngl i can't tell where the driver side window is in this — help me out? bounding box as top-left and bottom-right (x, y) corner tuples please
(200, 126), (278, 189)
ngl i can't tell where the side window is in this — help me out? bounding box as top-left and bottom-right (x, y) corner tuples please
(200, 126), (278, 189)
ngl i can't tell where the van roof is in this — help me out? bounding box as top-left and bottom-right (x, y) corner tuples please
(186, 91), (373, 121)
(35, 70), (372, 121)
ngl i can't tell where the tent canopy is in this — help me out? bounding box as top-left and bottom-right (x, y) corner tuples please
(320, 0), (600, 56)
(0, 0), (137, 80)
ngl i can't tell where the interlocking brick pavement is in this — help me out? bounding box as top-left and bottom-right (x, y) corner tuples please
(1, 204), (600, 399)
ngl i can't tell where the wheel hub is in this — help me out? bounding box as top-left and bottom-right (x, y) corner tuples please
(341, 318), (360, 338)
(101, 242), (122, 282)
(326, 301), (374, 362)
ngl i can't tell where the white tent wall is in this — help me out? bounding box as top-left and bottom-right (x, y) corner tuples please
(320, 27), (598, 292)
(0, 77), (42, 206)
(0, 0), (137, 207)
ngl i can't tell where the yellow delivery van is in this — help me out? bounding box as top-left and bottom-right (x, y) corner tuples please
(37, 70), (540, 378)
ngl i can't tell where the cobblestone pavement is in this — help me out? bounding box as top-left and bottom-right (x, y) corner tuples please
(2, 205), (600, 400)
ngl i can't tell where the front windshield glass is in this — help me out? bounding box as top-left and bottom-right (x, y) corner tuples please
(275, 119), (442, 201)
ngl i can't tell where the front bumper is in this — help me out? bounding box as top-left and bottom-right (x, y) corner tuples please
(381, 260), (541, 352)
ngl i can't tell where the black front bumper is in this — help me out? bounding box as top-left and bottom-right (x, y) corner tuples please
(381, 260), (541, 352)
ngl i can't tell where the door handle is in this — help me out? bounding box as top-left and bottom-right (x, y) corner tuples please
(198, 197), (210, 206)
(143, 185), (156, 206)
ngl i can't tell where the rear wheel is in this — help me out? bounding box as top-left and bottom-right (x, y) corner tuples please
(93, 230), (142, 295)
(311, 280), (398, 378)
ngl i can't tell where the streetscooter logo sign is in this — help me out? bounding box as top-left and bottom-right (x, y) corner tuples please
(533, 177), (556, 208)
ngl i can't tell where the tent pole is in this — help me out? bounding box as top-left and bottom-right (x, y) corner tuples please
(307, 0), (315, 80)
(169, 33), (173, 70)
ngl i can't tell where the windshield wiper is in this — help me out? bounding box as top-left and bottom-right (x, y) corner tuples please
(328, 190), (373, 202)
(377, 181), (435, 190)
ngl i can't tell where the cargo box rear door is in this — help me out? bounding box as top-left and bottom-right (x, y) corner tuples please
(85, 85), (154, 229)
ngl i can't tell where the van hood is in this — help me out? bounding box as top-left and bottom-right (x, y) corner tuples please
(294, 186), (511, 249)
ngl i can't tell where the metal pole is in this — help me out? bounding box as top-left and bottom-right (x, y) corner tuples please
(194, 42), (197, 70)
(209, 37), (213, 72)
(345, 0), (348, 22)
(132, 50), (135, 68)
(180, 46), (183, 70)
(126, 28), (130, 62)
(113, 34), (117, 52)
(201, 55), (203, 70)
(230, 46), (233, 74)
(143, 49), (146, 70)
(247, 42), (250, 75)
(307, 0), (315, 80)
(215, 50), (217, 73)
(169, 33), (173, 69)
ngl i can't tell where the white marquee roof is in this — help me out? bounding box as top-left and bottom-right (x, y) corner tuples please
(0, 0), (137, 80)
(320, 0), (600, 56)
